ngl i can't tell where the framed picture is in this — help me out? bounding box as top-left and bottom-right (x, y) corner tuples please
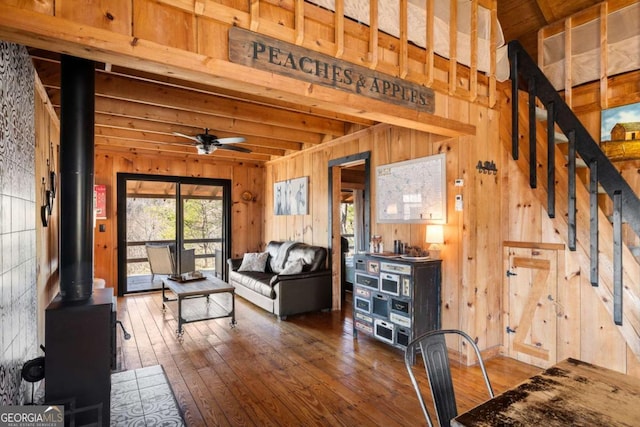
(601, 101), (640, 160)
(274, 176), (309, 215)
(376, 153), (446, 223)
(601, 101), (640, 143)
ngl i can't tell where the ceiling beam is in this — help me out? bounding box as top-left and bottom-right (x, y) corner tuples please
(34, 58), (348, 137)
(0, 5), (474, 138)
(30, 48), (376, 127)
(93, 113), (304, 151)
(94, 136), (272, 161)
(93, 127), (286, 156)
(47, 94), (325, 144)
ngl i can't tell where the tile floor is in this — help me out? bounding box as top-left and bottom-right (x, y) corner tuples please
(111, 365), (184, 426)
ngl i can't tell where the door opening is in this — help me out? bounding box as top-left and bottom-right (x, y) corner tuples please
(328, 152), (371, 310)
(116, 173), (231, 295)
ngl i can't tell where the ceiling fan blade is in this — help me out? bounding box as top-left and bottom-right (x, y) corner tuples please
(219, 144), (252, 153)
(172, 132), (200, 142)
(216, 137), (246, 144)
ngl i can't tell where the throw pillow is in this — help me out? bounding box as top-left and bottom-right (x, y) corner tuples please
(280, 258), (304, 275)
(237, 252), (269, 272)
(269, 259), (305, 285)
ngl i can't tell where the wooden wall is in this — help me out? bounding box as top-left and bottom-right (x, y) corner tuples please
(497, 69), (640, 376)
(35, 75), (60, 345)
(264, 102), (506, 355)
(5, 0), (495, 111)
(262, 68), (640, 372)
(93, 150), (264, 293)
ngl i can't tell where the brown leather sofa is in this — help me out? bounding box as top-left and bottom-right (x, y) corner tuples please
(227, 241), (332, 320)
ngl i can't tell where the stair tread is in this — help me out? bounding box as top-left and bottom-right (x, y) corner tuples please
(535, 106), (547, 121)
(564, 155), (587, 168)
(554, 132), (568, 143)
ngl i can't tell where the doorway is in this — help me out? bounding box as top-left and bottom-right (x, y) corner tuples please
(328, 152), (371, 310)
(116, 173), (231, 295)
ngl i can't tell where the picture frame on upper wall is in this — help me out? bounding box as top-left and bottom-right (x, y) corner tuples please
(274, 176), (309, 215)
(601, 101), (640, 161)
(376, 153), (446, 223)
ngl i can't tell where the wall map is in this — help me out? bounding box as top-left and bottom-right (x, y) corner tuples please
(376, 154), (446, 223)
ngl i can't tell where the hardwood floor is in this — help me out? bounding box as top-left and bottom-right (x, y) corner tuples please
(116, 292), (540, 426)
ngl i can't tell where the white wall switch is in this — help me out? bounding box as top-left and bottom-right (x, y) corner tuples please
(455, 179), (464, 187)
(455, 194), (463, 211)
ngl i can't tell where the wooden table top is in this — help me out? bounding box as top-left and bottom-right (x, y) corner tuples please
(164, 276), (233, 297)
(452, 358), (640, 427)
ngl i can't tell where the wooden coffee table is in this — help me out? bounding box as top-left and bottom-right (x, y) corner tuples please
(162, 276), (236, 338)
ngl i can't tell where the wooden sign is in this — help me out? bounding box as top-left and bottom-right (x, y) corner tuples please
(228, 27), (434, 113)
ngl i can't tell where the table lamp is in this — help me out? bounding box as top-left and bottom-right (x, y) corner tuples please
(425, 224), (444, 259)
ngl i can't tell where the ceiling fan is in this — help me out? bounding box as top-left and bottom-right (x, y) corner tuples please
(173, 128), (250, 154)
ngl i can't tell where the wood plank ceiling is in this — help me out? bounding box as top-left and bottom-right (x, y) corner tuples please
(497, 0), (602, 61)
(30, 0), (601, 164)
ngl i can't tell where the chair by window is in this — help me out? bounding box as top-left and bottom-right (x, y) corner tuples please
(145, 245), (175, 283)
(405, 329), (494, 427)
(145, 244), (196, 282)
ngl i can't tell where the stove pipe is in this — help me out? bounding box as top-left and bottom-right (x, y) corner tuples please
(59, 55), (95, 302)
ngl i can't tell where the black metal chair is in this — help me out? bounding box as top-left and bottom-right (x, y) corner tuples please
(404, 329), (494, 427)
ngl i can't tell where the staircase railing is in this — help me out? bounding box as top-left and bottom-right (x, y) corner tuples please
(508, 40), (640, 326)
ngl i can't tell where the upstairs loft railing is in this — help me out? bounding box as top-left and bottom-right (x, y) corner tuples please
(508, 40), (640, 326)
(166, 0), (503, 106)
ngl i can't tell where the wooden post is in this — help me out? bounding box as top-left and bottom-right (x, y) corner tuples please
(449, 0), (458, 95)
(469, 0), (478, 102)
(599, 2), (608, 110)
(488, 0), (497, 107)
(399, 0), (408, 78)
(294, 0), (304, 45)
(335, 0), (344, 58)
(368, 0), (379, 69)
(425, 0), (434, 85)
(564, 17), (572, 107)
(250, 0), (259, 31)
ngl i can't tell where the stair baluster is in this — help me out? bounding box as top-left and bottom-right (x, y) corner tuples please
(589, 160), (599, 286)
(568, 130), (576, 251)
(529, 79), (537, 188)
(613, 191), (622, 325)
(546, 102), (555, 218)
(508, 40), (640, 328)
(510, 47), (519, 160)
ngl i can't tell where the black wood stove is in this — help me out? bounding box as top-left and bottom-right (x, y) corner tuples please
(44, 55), (113, 425)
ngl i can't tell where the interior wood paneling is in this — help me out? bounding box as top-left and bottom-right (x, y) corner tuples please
(264, 106), (503, 355)
(93, 150), (264, 293)
(498, 71), (640, 374)
(55, 0), (131, 35)
(12, 0), (640, 375)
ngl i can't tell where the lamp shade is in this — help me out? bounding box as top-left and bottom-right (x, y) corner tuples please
(425, 224), (444, 245)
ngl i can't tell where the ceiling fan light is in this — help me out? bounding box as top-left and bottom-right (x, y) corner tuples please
(196, 144), (216, 154)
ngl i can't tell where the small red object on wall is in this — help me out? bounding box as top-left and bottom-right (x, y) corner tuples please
(94, 184), (107, 220)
